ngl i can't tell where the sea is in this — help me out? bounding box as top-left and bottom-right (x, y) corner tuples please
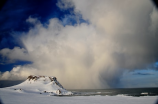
(69, 88), (158, 97)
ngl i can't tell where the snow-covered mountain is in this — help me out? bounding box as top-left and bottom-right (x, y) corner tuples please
(0, 75), (157, 104)
(7, 75), (73, 96)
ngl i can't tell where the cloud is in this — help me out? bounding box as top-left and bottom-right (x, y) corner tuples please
(0, 65), (37, 80)
(118, 70), (158, 88)
(0, 47), (30, 63)
(0, 0), (158, 89)
(56, 0), (74, 10)
(149, 8), (158, 35)
(133, 72), (154, 75)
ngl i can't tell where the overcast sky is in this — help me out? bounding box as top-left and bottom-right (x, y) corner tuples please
(0, 0), (158, 89)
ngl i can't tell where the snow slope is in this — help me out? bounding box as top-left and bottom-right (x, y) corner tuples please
(5, 75), (72, 95)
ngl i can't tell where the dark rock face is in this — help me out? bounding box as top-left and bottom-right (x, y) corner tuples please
(27, 75), (57, 81)
(49, 77), (57, 82)
(27, 75), (42, 81)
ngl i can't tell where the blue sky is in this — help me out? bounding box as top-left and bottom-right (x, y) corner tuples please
(0, 0), (158, 89)
(0, 0), (80, 71)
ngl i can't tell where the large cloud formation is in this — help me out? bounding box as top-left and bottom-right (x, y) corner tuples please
(0, 0), (158, 89)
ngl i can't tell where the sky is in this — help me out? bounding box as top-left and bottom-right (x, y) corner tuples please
(0, 0), (158, 89)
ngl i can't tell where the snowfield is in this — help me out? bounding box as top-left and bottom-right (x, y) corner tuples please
(0, 88), (158, 104)
(0, 75), (157, 104)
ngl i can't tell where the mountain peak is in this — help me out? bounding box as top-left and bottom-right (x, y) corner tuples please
(26, 75), (64, 89)
(9, 75), (72, 95)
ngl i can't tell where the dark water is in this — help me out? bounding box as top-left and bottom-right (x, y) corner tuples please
(69, 88), (158, 97)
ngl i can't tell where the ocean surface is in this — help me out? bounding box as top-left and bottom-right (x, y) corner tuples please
(69, 88), (158, 97)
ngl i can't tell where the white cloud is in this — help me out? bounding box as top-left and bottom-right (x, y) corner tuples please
(150, 8), (158, 35)
(56, 0), (74, 10)
(0, 47), (30, 63)
(0, 0), (158, 88)
(0, 65), (37, 80)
